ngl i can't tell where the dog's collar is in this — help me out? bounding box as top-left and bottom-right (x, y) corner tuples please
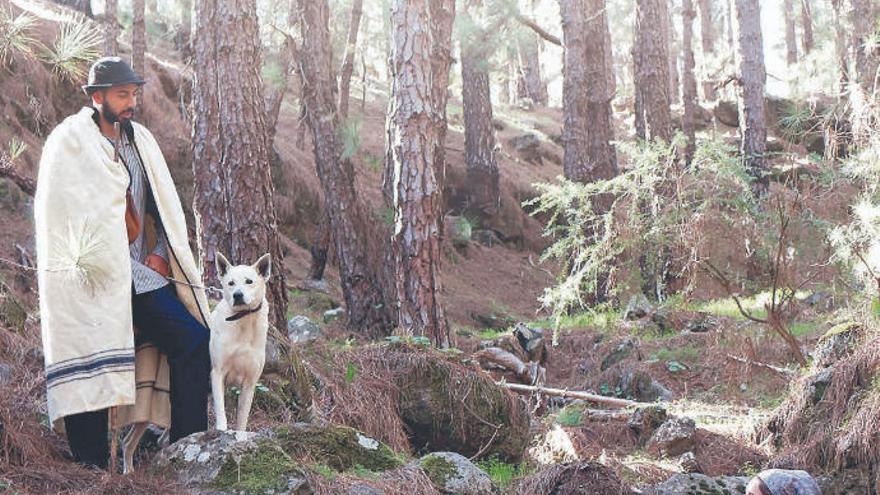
(225, 302), (263, 322)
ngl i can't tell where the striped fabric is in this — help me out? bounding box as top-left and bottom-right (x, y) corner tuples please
(108, 131), (170, 295)
(45, 347), (135, 390)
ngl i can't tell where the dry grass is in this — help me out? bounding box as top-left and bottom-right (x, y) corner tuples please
(306, 463), (440, 495)
(512, 461), (634, 495)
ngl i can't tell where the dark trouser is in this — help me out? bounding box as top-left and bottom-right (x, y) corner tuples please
(64, 285), (210, 468)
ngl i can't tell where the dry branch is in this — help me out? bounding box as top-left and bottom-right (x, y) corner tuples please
(514, 15), (562, 46)
(725, 353), (796, 377)
(497, 381), (650, 408)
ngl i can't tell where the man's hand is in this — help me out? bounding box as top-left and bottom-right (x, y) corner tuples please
(144, 253), (170, 278)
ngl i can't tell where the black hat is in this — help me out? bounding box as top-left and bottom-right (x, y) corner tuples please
(81, 57), (146, 94)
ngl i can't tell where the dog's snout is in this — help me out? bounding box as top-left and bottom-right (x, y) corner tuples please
(233, 290), (244, 303)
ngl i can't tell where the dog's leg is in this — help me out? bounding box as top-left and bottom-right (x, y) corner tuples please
(235, 379), (258, 432)
(211, 369), (228, 431)
(122, 422), (148, 474)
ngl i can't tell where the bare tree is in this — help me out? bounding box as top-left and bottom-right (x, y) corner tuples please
(103, 0), (119, 56)
(682, 0), (698, 163)
(633, 0), (672, 142)
(296, 0), (392, 336)
(784, 0), (798, 65)
(799, 0), (813, 55)
(697, 0), (717, 100)
(338, 0), (364, 119)
(387, 0), (455, 347)
(54, 0), (92, 16)
(461, 0), (500, 218)
(132, 0), (146, 112)
(733, 0), (768, 193)
(192, 0), (289, 330)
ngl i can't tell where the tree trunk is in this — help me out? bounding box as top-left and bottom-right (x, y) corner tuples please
(559, 0), (618, 301)
(515, 32), (548, 106)
(387, 0), (454, 347)
(726, 0), (734, 55)
(833, 0), (849, 93)
(852, 0), (880, 92)
(667, 7), (681, 106)
(175, 0), (192, 58)
(338, 0), (364, 119)
(799, 0), (813, 55)
(784, 0), (797, 65)
(307, 210), (331, 281)
(682, 0), (698, 164)
(192, 0), (289, 331)
(103, 0), (119, 56)
(265, 0), (297, 137)
(461, 0), (500, 219)
(698, 0), (717, 100)
(132, 0), (146, 115)
(603, 11), (617, 99)
(633, 0), (672, 142)
(54, 0), (92, 16)
(296, 0), (392, 336)
(733, 0), (768, 193)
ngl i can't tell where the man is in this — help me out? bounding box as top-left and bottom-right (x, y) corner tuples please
(746, 469), (822, 495)
(34, 57), (211, 469)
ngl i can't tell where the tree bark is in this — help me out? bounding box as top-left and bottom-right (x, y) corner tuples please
(667, 7), (681, 106)
(733, 0), (768, 193)
(799, 0), (813, 55)
(603, 10), (616, 99)
(387, 0), (454, 347)
(54, 0), (92, 16)
(175, 0), (192, 58)
(833, 0), (849, 93)
(682, 0), (698, 164)
(783, 0), (797, 65)
(296, 0), (392, 336)
(265, 0), (298, 137)
(633, 0), (672, 142)
(461, 0), (500, 219)
(306, 209), (331, 281)
(697, 0), (717, 100)
(515, 31), (548, 106)
(559, 0), (617, 186)
(103, 0), (119, 56)
(338, 0), (364, 119)
(852, 0), (879, 92)
(192, 0), (289, 330)
(132, 0), (146, 115)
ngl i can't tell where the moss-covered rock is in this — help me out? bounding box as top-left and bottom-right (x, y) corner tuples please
(650, 473), (749, 495)
(0, 284), (27, 333)
(276, 423), (402, 472)
(419, 452), (498, 495)
(211, 441), (306, 494)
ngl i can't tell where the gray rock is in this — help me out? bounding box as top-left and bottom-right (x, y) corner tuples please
(808, 368), (834, 405)
(619, 369), (673, 402)
(650, 473), (749, 495)
(624, 294), (653, 321)
(287, 315), (321, 344)
(600, 339), (635, 371)
(419, 452), (498, 495)
(803, 291), (834, 311)
(627, 406), (668, 443)
(507, 133), (543, 165)
(647, 417), (696, 457)
(683, 313), (719, 333)
(812, 322), (860, 368)
(324, 307), (345, 323)
(471, 229), (501, 247)
(678, 451), (701, 474)
(302, 278), (330, 294)
(0, 363), (12, 386)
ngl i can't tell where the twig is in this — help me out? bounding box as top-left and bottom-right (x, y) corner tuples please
(0, 166), (35, 196)
(514, 14), (562, 46)
(725, 354), (795, 377)
(497, 382), (650, 408)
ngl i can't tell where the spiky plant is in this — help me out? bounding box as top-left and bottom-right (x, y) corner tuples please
(47, 219), (113, 295)
(0, 8), (37, 66)
(41, 21), (100, 82)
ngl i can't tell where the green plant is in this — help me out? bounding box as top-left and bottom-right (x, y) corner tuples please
(556, 405), (583, 427)
(339, 116), (362, 160)
(41, 21), (100, 81)
(0, 8), (37, 65)
(475, 456), (532, 489)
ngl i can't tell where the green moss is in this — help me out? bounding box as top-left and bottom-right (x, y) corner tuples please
(420, 455), (457, 487)
(211, 441), (301, 494)
(820, 321), (860, 342)
(277, 424), (401, 472)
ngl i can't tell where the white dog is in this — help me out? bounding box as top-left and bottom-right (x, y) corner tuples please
(122, 252), (271, 473)
(210, 252), (271, 432)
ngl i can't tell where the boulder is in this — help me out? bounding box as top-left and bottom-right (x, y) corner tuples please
(647, 417), (696, 457)
(713, 101), (739, 127)
(419, 452), (498, 495)
(507, 133), (543, 165)
(682, 313), (719, 333)
(514, 462), (636, 495)
(471, 229), (502, 247)
(324, 307), (345, 324)
(624, 294), (653, 320)
(287, 315), (321, 344)
(807, 368), (834, 405)
(812, 321), (860, 367)
(650, 473), (749, 495)
(628, 406), (668, 443)
(600, 338), (635, 371)
(619, 369), (673, 402)
(678, 451), (702, 474)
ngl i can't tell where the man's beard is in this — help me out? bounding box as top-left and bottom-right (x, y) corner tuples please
(101, 104), (135, 133)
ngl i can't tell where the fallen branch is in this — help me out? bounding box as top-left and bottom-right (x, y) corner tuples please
(0, 167), (35, 196)
(725, 354), (796, 377)
(514, 15), (562, 46)
(497, 381), (651, 408)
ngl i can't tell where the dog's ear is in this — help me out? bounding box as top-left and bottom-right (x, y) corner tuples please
(215, 252), (231, 278)
(254, 253), (271, 279)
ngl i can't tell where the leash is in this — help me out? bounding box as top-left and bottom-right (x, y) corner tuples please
(165, 276), (223, 297)
(226, 302), (263, 321)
